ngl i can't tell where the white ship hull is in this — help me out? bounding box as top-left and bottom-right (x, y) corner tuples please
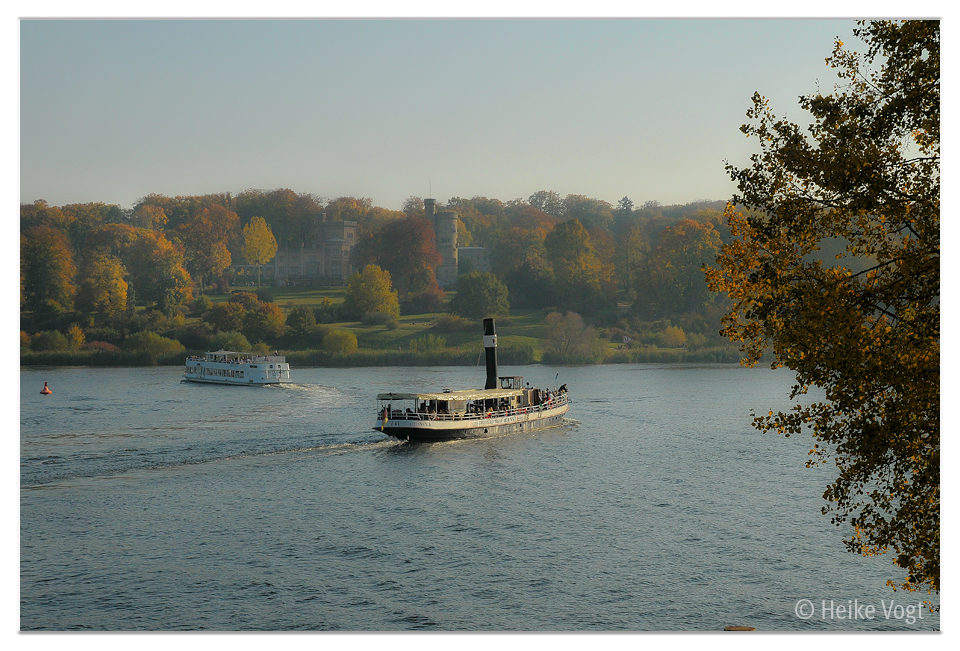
(183, 350), (291, 386)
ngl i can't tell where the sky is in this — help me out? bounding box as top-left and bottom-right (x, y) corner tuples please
(18, 3), (947, 213)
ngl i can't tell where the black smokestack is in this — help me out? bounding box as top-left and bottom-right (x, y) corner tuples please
(483, 318), (498, 389)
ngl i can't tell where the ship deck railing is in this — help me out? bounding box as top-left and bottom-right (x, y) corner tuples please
(187, 354), (285, 364)
(379, 393), (567, 422)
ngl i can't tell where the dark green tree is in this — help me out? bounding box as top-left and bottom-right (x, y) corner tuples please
(448, 272), (510, 319)
(286, 305), (317, 337)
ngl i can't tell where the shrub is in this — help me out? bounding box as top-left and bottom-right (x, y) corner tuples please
(30, 330), (71, 352)
(286, 305), (317, 337)
(499, 341), (535, 364)
(433, 314), (473, 332)
(409, 334), (446, 353)
(323, 330), (358, 355)
(81, 341), (122, 353)
(177, 323), (215, 351)
(362, 311), (395, 326)
(251, 342), (272, 356)
(313, 297), (339, 324)
(84, 326), (124, 346)
(122, 331), (185, 362)
(401, 288), (446, 314)
(66, 323), (85, 349)
(659, 325), (687, 348)
(209, 331), (252, 352)
(192, 294), (213, 315)
(685, 332), (708, 349)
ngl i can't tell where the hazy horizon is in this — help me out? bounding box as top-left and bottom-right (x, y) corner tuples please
(21, 17), (867, 212)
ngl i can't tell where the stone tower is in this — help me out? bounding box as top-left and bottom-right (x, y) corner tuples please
(424, 198), (459, 286)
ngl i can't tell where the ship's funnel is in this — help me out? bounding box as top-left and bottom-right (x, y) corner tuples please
(483, 318), (498, 389)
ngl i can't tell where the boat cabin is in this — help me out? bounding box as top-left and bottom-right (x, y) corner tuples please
(377, 376), (566, 422)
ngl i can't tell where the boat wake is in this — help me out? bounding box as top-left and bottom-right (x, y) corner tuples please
(21, 435), (405, 490)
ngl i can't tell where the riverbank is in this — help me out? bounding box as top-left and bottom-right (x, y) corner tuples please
(20, 344), (745, 368)
(22, 289), (749, 368)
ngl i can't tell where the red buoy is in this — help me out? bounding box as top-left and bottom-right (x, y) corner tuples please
(40, 382), (52, 395)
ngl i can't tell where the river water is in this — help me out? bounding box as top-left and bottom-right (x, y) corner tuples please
(19, 364), (939, 631)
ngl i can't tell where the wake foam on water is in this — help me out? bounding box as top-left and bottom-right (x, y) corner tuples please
(21, 435), (405, 489)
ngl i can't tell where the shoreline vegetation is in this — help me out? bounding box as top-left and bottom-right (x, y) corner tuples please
(19, 344), (745, 369)
(21, 286), (749, 368)
(22, 194), (748, 371)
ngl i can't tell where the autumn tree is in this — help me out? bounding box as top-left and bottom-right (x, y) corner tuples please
(635, 219), (723, 317)
(563, 194), (614, 232)
(242, 216), (278, 288)
(448, 272), (510, 320)
(21, 226), (77, 314)
(175, 204), (240, 290)
(542, 311), (599, 364)
(133, 193), (232, 233)
(351, 216), (442, 298)
(326, 196), (372, 223)
(203, 301), (246, 333)
(75, 252), (128, 317)
(131, 203), (168, 230)
(21, 200), (73, 235)
(61, 202), (125, 249)
(446, 196), (506, 247)
(126, 231), (193, 314)
(545, 219), (599, 287)
(488, 205), (557, 276)
(231, 189), (323, 246)
(202, 291), (285, 342)
(705, 21), (939, 594)
(401, 196), (424, 217)
(342, 264), (400, 320)
(242, 300), (285, 342)
(528, 190), (565, 218)
(544, 219), (615, 315)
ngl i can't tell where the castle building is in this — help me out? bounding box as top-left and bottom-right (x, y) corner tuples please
(230, 198), (489, 287)
(231, 220), (358, 287)
(457, 246), (491, 274)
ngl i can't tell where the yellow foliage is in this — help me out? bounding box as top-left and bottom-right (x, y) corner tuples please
(707, 21), (939, 594)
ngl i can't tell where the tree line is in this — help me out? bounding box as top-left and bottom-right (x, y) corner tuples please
(21, 188), (733, 355)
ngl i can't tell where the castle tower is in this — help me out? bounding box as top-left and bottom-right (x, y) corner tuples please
(423, 198), (457, 286)
(434, 209), (459, 286)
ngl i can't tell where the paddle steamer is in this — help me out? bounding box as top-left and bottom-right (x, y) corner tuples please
(375, 319), (569, 442)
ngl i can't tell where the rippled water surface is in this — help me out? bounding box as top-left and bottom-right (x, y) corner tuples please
(20, 364), (939, 630)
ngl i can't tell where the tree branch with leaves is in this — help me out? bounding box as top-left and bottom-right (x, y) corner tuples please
(705, 20), (939, 596)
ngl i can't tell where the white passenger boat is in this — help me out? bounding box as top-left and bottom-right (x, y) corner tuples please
(375, 318), (569, 442)
(183, 350), (291, 385)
